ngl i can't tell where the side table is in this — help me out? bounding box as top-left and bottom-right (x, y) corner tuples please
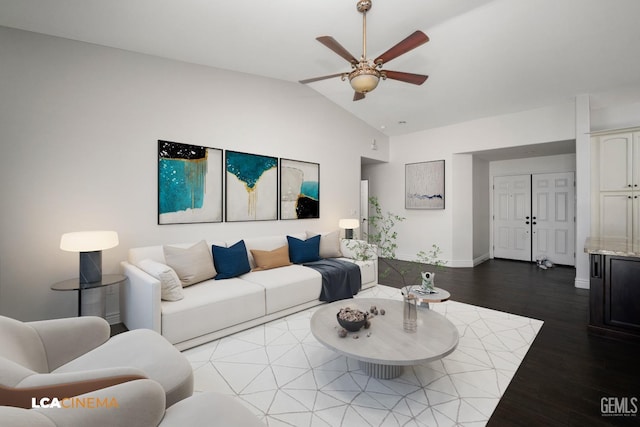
(51, 274), (127, 317)
(410, 287), (450, 309)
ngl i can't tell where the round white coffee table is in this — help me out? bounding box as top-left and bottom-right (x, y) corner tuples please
(310, 298), (459, 379)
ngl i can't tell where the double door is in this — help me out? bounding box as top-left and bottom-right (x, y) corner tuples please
(493, 172), (575, 266)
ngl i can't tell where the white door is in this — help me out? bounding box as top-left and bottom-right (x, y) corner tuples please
(360, 179), (369, 240)
(532, 172), (576, 266)
(493, 175), (532, 261)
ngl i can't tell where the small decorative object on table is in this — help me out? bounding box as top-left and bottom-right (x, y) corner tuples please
(337, 307), (368, 332)
(401, 286), (418, 332)
(420, 271), (436, 293)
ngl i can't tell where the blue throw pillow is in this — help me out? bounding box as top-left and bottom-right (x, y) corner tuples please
(287, 235), (321, 264)
(212, 240), (251, 280)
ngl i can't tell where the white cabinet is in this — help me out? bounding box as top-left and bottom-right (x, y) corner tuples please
(600, 192), (635, 239)
(599, 132), (640, 191)
(595, 130), (640, 240)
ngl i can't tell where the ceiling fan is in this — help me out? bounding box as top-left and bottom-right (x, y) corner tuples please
(299, 0), (429, 101)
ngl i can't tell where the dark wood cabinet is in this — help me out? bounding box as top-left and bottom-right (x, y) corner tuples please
(589, 254), (640, 341)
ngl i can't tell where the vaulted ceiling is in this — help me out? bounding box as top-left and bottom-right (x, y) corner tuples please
(1, 0), (640, 136)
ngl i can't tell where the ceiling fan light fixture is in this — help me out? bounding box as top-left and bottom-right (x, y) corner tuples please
(300, 0), (429, 100)
(349, 66), (380, 93)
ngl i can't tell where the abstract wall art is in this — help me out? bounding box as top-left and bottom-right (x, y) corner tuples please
(158, 140), (223, 224)
(405, 160), (445, 210)
(280, 159), (320, 219)
(225, 150), (278, 221)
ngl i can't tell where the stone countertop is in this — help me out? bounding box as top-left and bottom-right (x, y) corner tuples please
(584, 237), (640, 258)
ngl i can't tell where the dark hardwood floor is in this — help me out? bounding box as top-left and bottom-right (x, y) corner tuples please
(379, 258), (640, 427)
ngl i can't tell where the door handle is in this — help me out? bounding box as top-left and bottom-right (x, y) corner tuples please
(526, 216), (530, 219)
(532, 222), (537, 225)
(526, 221), (530, 225)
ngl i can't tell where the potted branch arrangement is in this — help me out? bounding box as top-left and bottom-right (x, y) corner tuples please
(346, 196), (446, 290)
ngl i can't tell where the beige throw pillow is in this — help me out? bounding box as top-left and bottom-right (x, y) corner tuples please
(163, 240), (217, 286)
(251, 245), (292, 271)
(307, 230), (342, 258)
(137, 258), (184, 301)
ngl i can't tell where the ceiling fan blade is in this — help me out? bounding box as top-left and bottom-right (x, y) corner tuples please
(383, 70), (429, 85)
(316, 36), (358, 64)
(374, 31), (429, 65)
(353, 91), (365, 101)
(299, 73), (345, 84)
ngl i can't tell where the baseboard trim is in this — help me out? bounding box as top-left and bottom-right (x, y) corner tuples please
(396, 252), (480, 268)
(448, 260), (474, 268)
(473, 253), (490, 266)
(106, 312), (121, 325)
(574, 277), (589, 289)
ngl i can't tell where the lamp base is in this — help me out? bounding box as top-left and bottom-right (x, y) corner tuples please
(345, 229), (354, 239)
(79, 251), (102, 284)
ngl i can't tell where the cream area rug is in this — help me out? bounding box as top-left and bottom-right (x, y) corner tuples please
(184, 285), (543, 426)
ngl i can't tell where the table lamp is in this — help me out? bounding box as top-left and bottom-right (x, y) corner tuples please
(60, 231), (119, 284)
(339, 218), (360, 239)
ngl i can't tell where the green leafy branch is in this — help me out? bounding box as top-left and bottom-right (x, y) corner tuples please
(357, 196), (446, 287)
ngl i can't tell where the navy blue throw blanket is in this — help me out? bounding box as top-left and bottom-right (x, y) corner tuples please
(303, 258), (362, 302)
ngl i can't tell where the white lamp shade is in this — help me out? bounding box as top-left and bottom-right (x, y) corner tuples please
(60, 231), (119, 252)
(338, 219), (360, 229)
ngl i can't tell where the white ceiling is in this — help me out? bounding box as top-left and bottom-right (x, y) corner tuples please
(1, 0), (640, 137)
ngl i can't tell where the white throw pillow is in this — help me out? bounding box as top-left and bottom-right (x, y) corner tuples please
(163, 240), (217, 286)
(137, 258), (184, 301)
(307, 230), (343, 258)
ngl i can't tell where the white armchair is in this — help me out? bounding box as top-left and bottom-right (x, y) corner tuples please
(0, 315), (193, 408)
(0, 379), (266, 427)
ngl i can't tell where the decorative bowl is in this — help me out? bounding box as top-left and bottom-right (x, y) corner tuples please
(336, 308), (368, 332)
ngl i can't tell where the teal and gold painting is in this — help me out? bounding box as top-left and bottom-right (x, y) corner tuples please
(280, 159), (320, 219)
(158, 140), (223, 224)
(226, 151), (278, 221)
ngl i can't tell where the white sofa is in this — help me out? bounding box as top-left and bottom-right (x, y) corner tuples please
(120, 233), (377, 350)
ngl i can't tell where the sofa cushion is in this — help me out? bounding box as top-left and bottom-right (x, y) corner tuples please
(287, 235), (320, 264)
(243, 234), (305, 269)
(163, 241), (217, 287)
(161, 279), (266, 345)
(241, 265), (322, 314)
(250, 245), (292, 271)
(306, 230), (342, 258)
(212, 240), (251, 279)
(138, 259), (184, 301)
(129, 241), (226, 266)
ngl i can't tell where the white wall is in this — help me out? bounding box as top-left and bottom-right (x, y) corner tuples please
(490, 153), (576, 176)
(591, 102), (640, 131)
(472, 156), (490, 262)
(363, 103), (576, 266)
(0, 27), (389, 321)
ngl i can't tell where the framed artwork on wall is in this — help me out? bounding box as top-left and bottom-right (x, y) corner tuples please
(405, 160), (445, 210)
(157, 140), (223, 224)
(280, 158), (320, 219)
(225, 150), (278, 222)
